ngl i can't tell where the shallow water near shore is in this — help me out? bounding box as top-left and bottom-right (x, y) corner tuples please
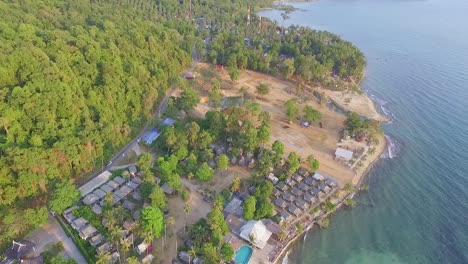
(260, 0), (468, 263)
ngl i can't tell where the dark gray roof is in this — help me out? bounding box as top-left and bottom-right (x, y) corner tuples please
(304, 177), (316, 186)
(292, 174), (303, 182)
(298, 182), (310, 192)
(276, 182), (289, 191)
(282, 193), (295, 202)
(294, 199), (309, 209)
(274, 198), (288, 208)
(303, 193), (317, 204)
(287, 204), (301, 216)
(298, 168), (309, 177)
(290, 187), (304, 197)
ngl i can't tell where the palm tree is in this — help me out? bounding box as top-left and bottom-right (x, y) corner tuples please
(96, 251), (111, 264)
(184, 202), (191, 233)
(249, 234), (256, 246)
(120, 237), (131, 260)
(188, 246), (197, 263)
(126, 256), (140, 264)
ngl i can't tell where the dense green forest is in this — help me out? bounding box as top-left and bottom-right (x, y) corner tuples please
(0, 0), (366, 249)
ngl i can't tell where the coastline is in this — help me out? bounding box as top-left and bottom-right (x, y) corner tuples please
(273, 124), (388, 264)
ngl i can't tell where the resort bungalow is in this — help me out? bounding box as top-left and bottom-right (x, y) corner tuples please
(298, 182), (310, 192)
(142, 254), (155, 264)
(89, 234), (103, 247)
(326, 178), (338, 188)
(294, 199), (309, 210)
(92, 204), (102, 215)
(276, 182), (289, 192)
(272, 188), (283, 198)
(267, 173), (279, 185)
(278, 211), (292, 223)
(96, 243), (110, 254)
(113, 176), (125, 185)
(161, 183), (174, 195)
(310, 187), (320, 197)
(92, 189), (106, 199)
(285, 179), (297, 188)
(292, 173), (303, 183)
(282, 193), (295, 203)
(274, 198), (288, 209)
(106, 180), (120, 190)
(303, 193), (317, 204)
(178, 251), (191, 263)
(110, 252), (120, 264)
(290, 187), (304, 197)
(79, 225), (97, 240)
(304, 177), (316, 187)
(239, 220), (273, 249)
(287, 204), (302, 217)
(100, 184), (113, 194)
(298, 168), (309, 177)
(83, 193), (99, 205)
(136, 243), (148, 255)
(72, 218), (87, 231)
(312, 172), (325, 181)
(128, 165), (137, 176)
(335, 147), (354, 162)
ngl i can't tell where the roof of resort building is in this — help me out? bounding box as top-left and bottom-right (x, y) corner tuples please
(226, 214), (244, 234)
(114, 190), (126, 199)
(5, 240), (36, 260)
(126, 181), (139, 190)
(304, 177), (316, 186)
(239, 220), (273, 249)
(282, 193), (295, 202)
(223, 197), (243, 217)
(326, 178), (338, 187)
(128, 165), (137, 174)
(298, 182), (310, 192)
(310, 187), (320, 196)
(92, 204), (102, 215)
(279, 211), (292, 222)
(96, 242), (110, 254)
(312, 172), (325, 181)
(272, 188), (283, 198)
(72, 217), (87, 230)
(119, 185), (132, 195)
(79, 225), (97, 240)
(298, 168), (309, 177)
(110, 252), (120, 264)
(79, 170), (112, 197)
(276, 182), (289, 191)
(123, 200), (136, 211)
(100, 184), (113, 193)
(274, 198), (288, 208)
(161, 183), (174, 195)
(335, 147), (354, 161)
(113, 176), (125, 185)
(262, 219), (282, 236)
(92, 189), (106, 199)
(178, 251), (191, 263)
(287, 204), (301, 216)
(285, 179), (297, 187)
(303, 193), (317, 204)
(131, 177), (142, 184)
(83, 193), (99, 205)
(266, 173), (279, 184)
(142, 254), (154, 264)
(106, 180), (120, 189)
(294, 199), (309, 209)
(292, 173), (303, 182)
(142, 131), (160, 145)
(89, 234), (103, 247)
(290, 187), (304, 197)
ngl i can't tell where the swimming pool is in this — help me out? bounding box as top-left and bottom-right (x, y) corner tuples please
(234, 245), (252, 264)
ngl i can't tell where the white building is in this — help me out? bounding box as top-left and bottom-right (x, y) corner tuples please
(239, 220), (272, 249)
(335, 147), (354, 161)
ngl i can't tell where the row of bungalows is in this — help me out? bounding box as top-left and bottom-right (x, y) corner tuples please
(269, 169), (339, 219)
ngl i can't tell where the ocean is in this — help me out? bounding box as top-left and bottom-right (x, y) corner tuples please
(259, 0), (468, 263)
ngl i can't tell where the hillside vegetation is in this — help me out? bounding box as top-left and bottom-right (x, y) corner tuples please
(0, 0), (366, 249)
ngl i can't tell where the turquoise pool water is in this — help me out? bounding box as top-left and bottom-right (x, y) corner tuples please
(234, 245), (252, 264)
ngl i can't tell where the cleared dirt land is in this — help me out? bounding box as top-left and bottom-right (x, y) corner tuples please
(194, 63), (359, 185)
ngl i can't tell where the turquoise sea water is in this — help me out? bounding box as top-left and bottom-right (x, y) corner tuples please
(260, 0), (468, 263)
